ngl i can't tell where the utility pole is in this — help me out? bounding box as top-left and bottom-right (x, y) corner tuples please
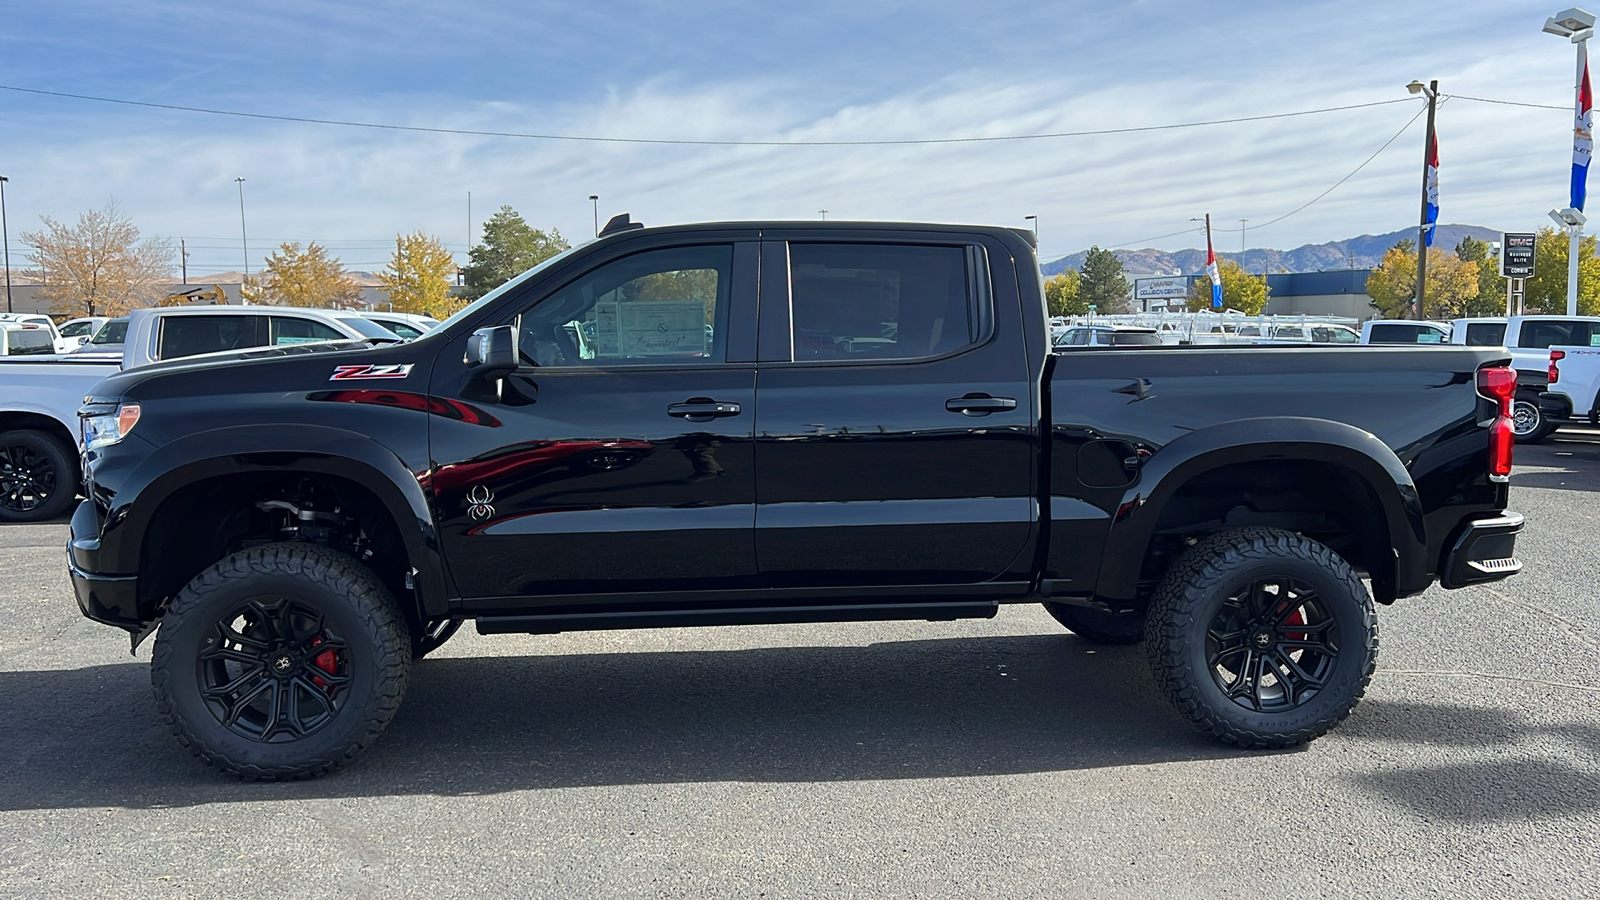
(819, 209), (828, 221)
(0, 175), (11, 314)
(1413, 79), (1439, 320)
(181, 238), (188, 285)
(234, 177), (249, 280)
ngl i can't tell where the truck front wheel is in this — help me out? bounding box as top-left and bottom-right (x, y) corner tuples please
(1145, 527), (1377, 749)
(151, 543), (412, 780)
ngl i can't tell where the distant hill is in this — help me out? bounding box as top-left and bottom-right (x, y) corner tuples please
(1041, 224), (1503, 277)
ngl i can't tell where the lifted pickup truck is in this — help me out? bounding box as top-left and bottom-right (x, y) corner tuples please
(68, 218), (1525, 779)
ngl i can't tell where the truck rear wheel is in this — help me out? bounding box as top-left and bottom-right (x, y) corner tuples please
(1145, 527), (1377, 749)
(0, 430), (77, 523)
(151, 543), (411, 780)
(1043, 603), (1145, 644)
(1512, 394), (1557, 443)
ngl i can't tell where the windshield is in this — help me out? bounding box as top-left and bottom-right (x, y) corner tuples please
(331, 316), (404, 340)
(92, 318), (129, 344)
(435, 242), (592, 332)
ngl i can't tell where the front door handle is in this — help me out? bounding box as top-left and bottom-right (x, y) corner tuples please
(667, 398), (742, 421)
(946, 394), (1017, 416)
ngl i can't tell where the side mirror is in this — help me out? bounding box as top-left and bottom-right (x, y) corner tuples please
(465, 325), (517, 379)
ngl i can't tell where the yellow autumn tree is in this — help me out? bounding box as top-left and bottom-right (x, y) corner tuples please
(1044, 270), (1086, 316)
(1523, 226), (1600, 314)
(1367, 241), (1487, 319)
(379, 232), (460, 318)
(1185, 258), (1269, 314)
(257, 242), (362, 308)
(23, 201), (174, 317)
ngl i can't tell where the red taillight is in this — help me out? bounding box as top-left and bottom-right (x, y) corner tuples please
(1477, 365), (1516, 480)
(1550, 349), (1566, 384)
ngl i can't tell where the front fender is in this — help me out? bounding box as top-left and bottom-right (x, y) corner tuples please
(1093, 417), (1426, 602)
(95, 423), (452, 616)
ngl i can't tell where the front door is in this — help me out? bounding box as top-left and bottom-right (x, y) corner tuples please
(752, 236), (1037, 588)
(429, 241), (760, 604)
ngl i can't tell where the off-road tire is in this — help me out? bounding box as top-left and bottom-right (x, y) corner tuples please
(1043, 602), (1145, 644)
(0, 430), (77, 523)
(1144, 527), (1378, 749)
(151, 543), (411, 780)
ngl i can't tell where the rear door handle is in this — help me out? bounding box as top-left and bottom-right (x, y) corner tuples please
(946, 394), (1017, 416)
(667, 398), (742, 420)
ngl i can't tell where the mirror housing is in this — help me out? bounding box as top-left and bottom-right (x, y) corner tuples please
(465, 325), (517, 379)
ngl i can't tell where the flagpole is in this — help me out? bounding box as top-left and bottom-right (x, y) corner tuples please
(1414, 79), (1438, 320)
(1571, 43), (1590, 316)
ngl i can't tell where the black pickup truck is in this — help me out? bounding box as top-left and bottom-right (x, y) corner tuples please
(68, 217), (1525, 779)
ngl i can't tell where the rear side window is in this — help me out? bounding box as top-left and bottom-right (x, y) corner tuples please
(788, 244), (977, 361)
(92, 319), (128, 345)
(271, 317), (346, 345)
(1521, 320), (1600, 348)
(1464, 322), (1506, 346)
(158, 315), (267, 360)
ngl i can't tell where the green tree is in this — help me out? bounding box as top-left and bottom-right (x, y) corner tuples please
(257, 242), (362, 308)
(1185, 258), (1269, 314)
(461, 206), (569, 300)
(1077, 246), (1130, 314)
(379, 232), (461, 318)
(1043, 270), (1086, 317)
(1365, 243), (1484, 319)
(23, 201), (174, 317)
(1524, 226), (1600, 315)
(1454, 236), (1509, 317)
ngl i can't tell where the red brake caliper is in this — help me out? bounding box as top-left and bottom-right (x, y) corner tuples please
(1284, 609), (1306, 645)
(309, 637), (338, 688)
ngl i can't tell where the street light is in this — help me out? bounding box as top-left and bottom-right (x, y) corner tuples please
(1407, 78), (1439, 320)
(234, 177), (249, 282)
(0, 175), (11, 314)
(589, 195), (599, 236)
(1545, 7), (1597, 316)
(1024, 214), (1038, 239)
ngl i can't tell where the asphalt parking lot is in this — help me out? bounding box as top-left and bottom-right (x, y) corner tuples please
(1, 433), (1598, 899)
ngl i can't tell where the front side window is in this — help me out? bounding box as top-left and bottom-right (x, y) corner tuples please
(59, 321), (96, 338)
(270, 317), (346, 345)
(788, 243), (976, 362)
(1464, 322), (1506, 346)
(158, 315), (267, 360)
(517, 244), (731, 367)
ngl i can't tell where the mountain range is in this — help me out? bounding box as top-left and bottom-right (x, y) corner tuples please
(1040, 224), (1503, 278)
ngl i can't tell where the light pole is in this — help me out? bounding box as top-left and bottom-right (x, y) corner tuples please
(1238, 218), (1249, 255)
(1407, 79), (1439, 319)
(1024, 215), (1038, 239)
(0, 175), (11, 314)
(589, 195), (600, 236)
(234, 177), (249, 281)
(1545, 7), (1597, 316)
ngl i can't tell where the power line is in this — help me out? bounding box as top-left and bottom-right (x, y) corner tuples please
(1105, 102), (1428, 251)
(1445, 93), (1567, 110)
(0, 83), (1416, 146)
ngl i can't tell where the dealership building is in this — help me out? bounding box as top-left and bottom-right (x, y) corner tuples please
(1135, 268), (1375, 319)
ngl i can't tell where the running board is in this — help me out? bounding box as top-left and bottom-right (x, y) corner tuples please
(474, 601), (1000, 635)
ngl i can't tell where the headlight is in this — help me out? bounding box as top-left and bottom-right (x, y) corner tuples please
(82, 403), (141, 450)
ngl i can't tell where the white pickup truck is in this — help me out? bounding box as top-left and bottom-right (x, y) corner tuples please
(0, 305), (400, 522)
(1448, 315), (1600, 442)
(1542, 343), (1600, 428)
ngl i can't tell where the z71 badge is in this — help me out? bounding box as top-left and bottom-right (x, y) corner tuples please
(329, 364), (414, 381)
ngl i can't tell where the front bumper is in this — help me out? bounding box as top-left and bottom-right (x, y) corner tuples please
(66, 499), (142, 633)
(1439, 511), (1524, 589)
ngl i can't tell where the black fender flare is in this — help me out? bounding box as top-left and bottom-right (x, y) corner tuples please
(102, 423), (452, 618)
(1092, 417), (1426, 602)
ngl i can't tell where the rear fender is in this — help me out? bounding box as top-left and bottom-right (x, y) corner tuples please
(1093, 417), (1426, 602)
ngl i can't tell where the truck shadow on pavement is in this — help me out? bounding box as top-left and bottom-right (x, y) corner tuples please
(0, 634), (1246, 811)
(1343, 699), (1600, 822)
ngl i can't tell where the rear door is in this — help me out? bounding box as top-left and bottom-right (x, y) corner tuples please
(751, 233), (1036, 588)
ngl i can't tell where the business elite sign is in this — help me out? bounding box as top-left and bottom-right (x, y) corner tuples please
(1500, 232), (1536, 278)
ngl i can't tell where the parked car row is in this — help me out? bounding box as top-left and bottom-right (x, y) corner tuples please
(0, 306), (438, 523)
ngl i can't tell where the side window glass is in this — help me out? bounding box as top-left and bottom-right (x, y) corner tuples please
(518, 244), (731, 366)
(271, 317), (345, 345)
(158, 315), (265, 360)
(788, 243), (976, 362)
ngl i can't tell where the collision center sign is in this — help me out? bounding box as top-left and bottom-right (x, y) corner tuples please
(1134, 276), (1190, 300)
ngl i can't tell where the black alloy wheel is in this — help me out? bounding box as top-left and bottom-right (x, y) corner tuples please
(152, 543), (411, 780)
(0, 430), (76, 523)
(1146, 527), (1377, 749)
(197, 598), (352, 742)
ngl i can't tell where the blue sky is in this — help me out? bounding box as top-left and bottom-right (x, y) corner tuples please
(0, 0), (1584, 273)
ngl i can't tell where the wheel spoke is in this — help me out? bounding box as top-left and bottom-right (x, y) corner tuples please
(200, 644), (264, 667)
(217, 675), (274, 729)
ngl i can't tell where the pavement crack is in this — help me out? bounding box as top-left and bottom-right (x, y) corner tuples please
(1386, 668), (1600, 694)
(1480, 586), (1598, 651)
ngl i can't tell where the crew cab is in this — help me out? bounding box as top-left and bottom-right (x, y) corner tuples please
(0, 306), (401, 522)
(66, 218), (1524, 780)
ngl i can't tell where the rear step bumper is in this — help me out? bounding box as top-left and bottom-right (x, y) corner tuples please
(1440, 511), (1524, 589)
